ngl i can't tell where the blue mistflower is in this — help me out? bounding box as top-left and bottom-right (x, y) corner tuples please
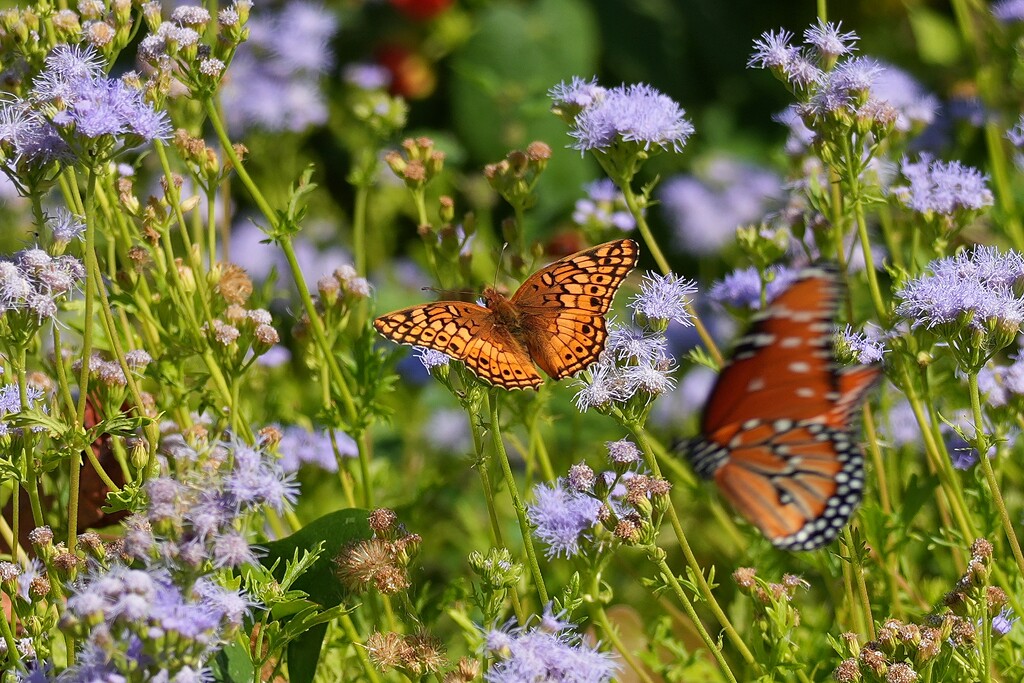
(993, 0), (1024, 22)
(747, 29), (798, 70)
(630, 272), (697, 326)
(893, 154), (994, 215)
(277, 423), (354, 473)
(839, 325), (886, 364)
(803, 20), (858, 59)
(549, 76), (607, 111)
(343, 63), (392, 90)
(895, 247), (1024, 332)
(568, 83), (694, 154)
(993, 607), (1018, 636)
(708, 266), (799, 310)
(484, 616), (618, 683)
(871, 63), (938, 133)
(526, 479), (602, 558)
(415, 346), (451, 371)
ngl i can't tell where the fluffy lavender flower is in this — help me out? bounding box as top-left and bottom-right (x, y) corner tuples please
(484, 618), (617, 683)
(549, 76), (607, 111)
(34, 45), (171, 145)
(708, 266), (798, 310)
(993, 0), (1024, 21)
(212, 530), (258, 568)
(623, 358), (676, 396)
(893, 154), (993, 215)
(572, 179), (635, 232)
(630, 272), (696, 326)
(219, 2), (338, 133)
(277, 424), (354, 472)
(748, 29), (797, 70)
(839, 325), (886, 364)
(415, 346), (451, 371)
(573, 361), (629, 412)
(526, 479), (602, 558)
(993, 608), (1018, 635)
(604, 324), (667, 363)
(803, 20), (858, 59)
(659, 157), (784, 254)
(568, 83), (693, 153)
(895, 247), (1024, 331)
(49, 208), (86, 244)
(225, 439), (300, 512)
(979, 357), (1024, 408)
(343, 63), (392, 90)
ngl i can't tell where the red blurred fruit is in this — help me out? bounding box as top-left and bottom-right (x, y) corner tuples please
(390, 0), (453, 21)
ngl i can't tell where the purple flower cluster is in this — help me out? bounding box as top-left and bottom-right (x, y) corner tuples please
(61, 565), (250, 682)
(527, 479), (603, 558)
(484, 612), (617, 682)
(708, 265), (799, 310)
(658, 157), (784, 255)
(0, 247), (84, 321)
(993, 0), (1024, 22)
(277, 423), (357, 473)
(4, 44), (170, 163)
(0, 382), (44, 437)
(551, 79), (694, 154)
(893, 154), (993, 215)
(895, 246), (1024, 333)
(978, 357), (1024, 407)
(122, 434), (297, 568)
(575, 272), (694, 412)
(220, 1), (338, 133)
(839, 325), (886, 364)
(572, 179), (636, 232)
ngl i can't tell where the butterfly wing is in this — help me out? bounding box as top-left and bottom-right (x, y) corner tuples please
(511, 238), (639, 379)
(373, 302), (544, 389)
(680, 265), (881, 551)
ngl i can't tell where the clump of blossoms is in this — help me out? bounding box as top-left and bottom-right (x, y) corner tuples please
(574, 272), (695, 420)
(833, 540), (1009, 682)
(41, 430), (291, 680)
(837, 324), (886, 364)
(550, 77), (693, 184)
(0, 245), (84, 338)
(527, 439), (671, 557)
(732, 566), (810, 665)
(658, 157), (784, 256)
(891, 153), (993, 238)
(483, 608), (618, 683)
(0, 43), (171, 185)
(708, 265), (798, 310)
(894, 246), (1024, 366)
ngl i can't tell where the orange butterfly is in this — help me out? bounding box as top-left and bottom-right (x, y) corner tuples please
(678, 265), (880, 550)
(373, 239), (639, 390)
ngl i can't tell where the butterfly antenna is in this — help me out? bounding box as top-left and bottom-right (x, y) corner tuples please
(493, 242), (510, 287)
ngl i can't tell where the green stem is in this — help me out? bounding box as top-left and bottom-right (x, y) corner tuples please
(842, 526), (874, 640)
(587, 574), (655, 683)
(628, 423), (757, 668)
(967, 371), (1024, 579)
(489, 390), (549, 606)
(648, 550), (739, 683)
(467, 403), (525, 624)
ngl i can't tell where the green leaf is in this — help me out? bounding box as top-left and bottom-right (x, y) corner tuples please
(907, 7), (961, 66)
(209, 638), (256, 683)
(260, 508), (372, 608)
(287, 622), (328, 683)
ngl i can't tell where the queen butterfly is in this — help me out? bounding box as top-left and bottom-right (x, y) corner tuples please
(677, 265), (880, 551)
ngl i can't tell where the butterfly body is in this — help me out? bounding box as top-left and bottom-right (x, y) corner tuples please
(374, 239), (638, 390)
(679, 265), (880, 551)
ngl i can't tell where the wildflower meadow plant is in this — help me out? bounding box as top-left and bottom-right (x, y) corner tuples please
(1, 2), (1024, 682)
